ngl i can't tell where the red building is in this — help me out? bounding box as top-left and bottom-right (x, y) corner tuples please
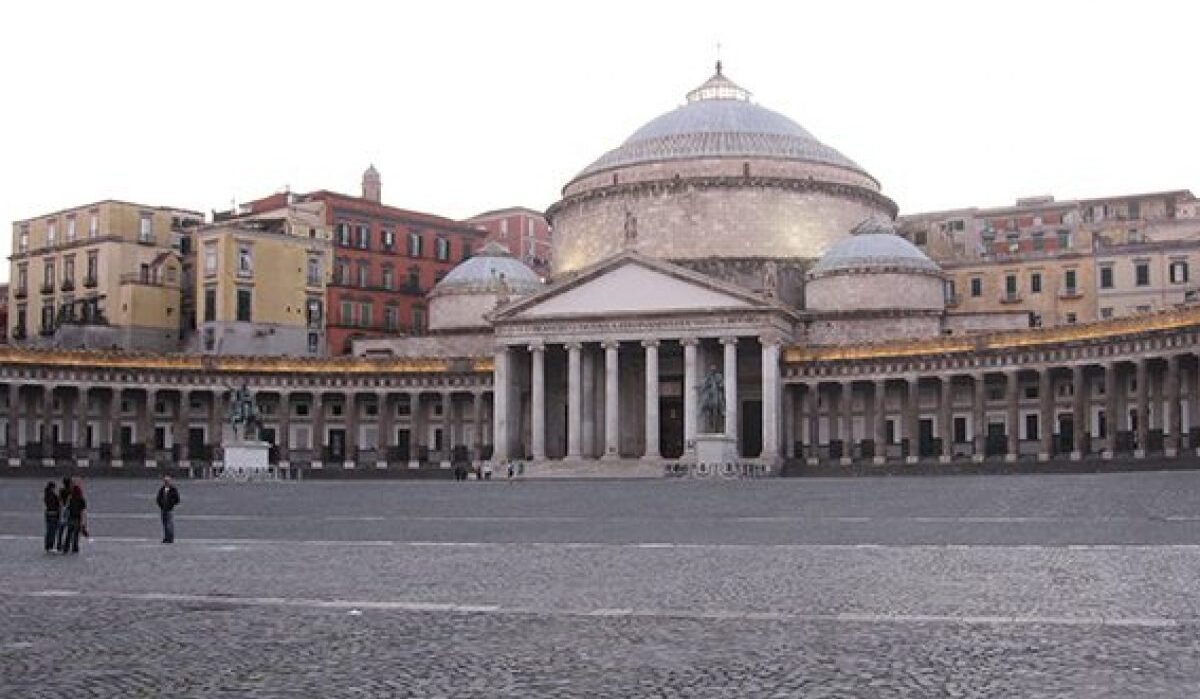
(466, 206), (552, 276)
(238, 166), (486, 355)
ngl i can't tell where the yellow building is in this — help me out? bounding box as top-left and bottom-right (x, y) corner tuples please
(194, 199), (331, 356)
(8, 200), (202, 351)
(943, 251), (1097, 328)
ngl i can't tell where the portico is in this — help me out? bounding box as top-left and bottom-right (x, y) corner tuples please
(489, 252), (794, 468)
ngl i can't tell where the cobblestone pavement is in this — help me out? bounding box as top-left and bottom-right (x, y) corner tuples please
(2, 473), (1200, 697)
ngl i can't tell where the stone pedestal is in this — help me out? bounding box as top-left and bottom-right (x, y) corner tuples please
(221, 441), (271, 478)
(694, 433), (737, 465)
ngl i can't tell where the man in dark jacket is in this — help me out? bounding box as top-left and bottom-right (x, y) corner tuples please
(61, 480), (86, 554)
(43, 482), (61, 553)
(156, 476), (181, 544)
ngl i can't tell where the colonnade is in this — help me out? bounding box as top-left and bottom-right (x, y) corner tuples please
(0, 383), (493, 470)
(788, 354), (1200, 464)
(492, 334), (783, 463)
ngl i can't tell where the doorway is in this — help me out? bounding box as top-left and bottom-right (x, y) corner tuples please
(327, 428), (346, 462)
(918, 418), (935, 457)
(742, 400), (763, 457)
(659, 398), (683, 459)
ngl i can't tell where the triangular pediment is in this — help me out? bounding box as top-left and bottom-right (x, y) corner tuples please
(495, 253), (771, 320)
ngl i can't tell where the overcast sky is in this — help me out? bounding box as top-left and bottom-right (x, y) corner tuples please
(2, 0), (1197, 277)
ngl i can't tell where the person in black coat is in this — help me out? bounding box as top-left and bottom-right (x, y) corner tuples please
(61, 479), (86, 554)
(156, 475), (180, 544)
(55, 477), (71, 551)
(43, 482), (60, 553)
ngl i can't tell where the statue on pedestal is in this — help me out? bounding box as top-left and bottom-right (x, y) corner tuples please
(225, 383), (262, 442)
(698, 365), (725, 433)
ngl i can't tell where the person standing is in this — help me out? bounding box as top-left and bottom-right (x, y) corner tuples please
(42, 482), (60, 553)
(61, 479), (86, 554)
(156, 475), (180, 544)
(55, 477), (71, 551)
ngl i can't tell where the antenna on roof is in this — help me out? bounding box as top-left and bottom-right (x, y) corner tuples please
(715, 41), (723, 75)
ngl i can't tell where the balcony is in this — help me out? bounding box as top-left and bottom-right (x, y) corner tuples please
(83, 275), (98, 288)
(60, 278), (74, 292)
(945, 294), (961, 308)
(12, 286), (27, 299)
(119, 273), (162, 286)
(10, 326), (26, 341)
(1058, 287), (1083, 300)
(39, 282), (55, 295)
(999, 292), (1022, 304)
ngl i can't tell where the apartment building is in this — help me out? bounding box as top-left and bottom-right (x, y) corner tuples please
(195, 198), (332, 355)
(466, 207), (552, 276)
(8, 200), (203, 351)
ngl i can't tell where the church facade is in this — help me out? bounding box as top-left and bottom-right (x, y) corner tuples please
(1, 66), (1198, 477)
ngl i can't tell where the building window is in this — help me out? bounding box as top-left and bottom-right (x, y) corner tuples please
(1066, 312), (1077, 324)
(47, 220), (57, 247)
(1135, 261), (1150, 287)
(236, 288), (252, 322)
(408, 232), (423, 257)
(204, 243), (217, 276)
(66, 216), (76, 242)
(970, 277), (982, 297)
(139, 213), (153, 243)
(1057, 229), (1071, 248)
(237, 244), (252, 277)
(62, 256), (75, 286)
(1099, 266), (1114, 289)
(203, 328), (215, 351)
(406, 266), (420, 291)
(1031, 232), (1044, 251)
(462, 242), (473, 260)
(335, 223), (351, 246)
(381, 267), (394, 290)
(1136, 304), (1152, 314)
(353, 262), (367, 288)
(306, 298), (323, 327)
(1169, 260), (1189, 284)
(16, 263), (28, 293)
(384, 305), (398, 331)
(411, 306), (426, 334)
(357, 225), (370, 250)
(18, 224), (29, 253)
(88, 212), (98, 238)
(1064, 269), (1077, 294)
(307, 332), (319, 354)
(435, 237), (450, 261)
(335, 258), (349, 285)
(85, 252), (98, 285)
(340, 301), (353, 325)
(1030, 313), (1042, 328)
(1004, 274), (1017, 298)
(43, 261), (55, 290)
(1030, 272), (1042, 294)
(912, 230), (928, 246)
(203, 286), (216, 322)
(381, 229), (395, 251)
(359, 302), (372, 327)
(1100, 307), (1114, 319)
(307, 257), (320, 285)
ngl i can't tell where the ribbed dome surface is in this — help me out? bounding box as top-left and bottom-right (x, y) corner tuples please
(810, 231), (941, 277)
(574, 68), (866, 180)
(435, 242), (542, 294)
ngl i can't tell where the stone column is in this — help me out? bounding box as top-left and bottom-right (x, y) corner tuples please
(1071, 365), (1086, 460)
(278, 392), (292, 469)
(1038, 368), (1054, 462)
(904, 377), (919, 464)
(939, 376), (953, 463)
(377, 392), (392, 467)
(1135, 358), (1149, 458)
(1166, 354), (1181, 457)
(783, 384), (796, 459)
(1005, 370), (1020, 462)
(805, 382), (820, 465)
(839, 381), (853, 465)
(493, 346), (510, 462)
(682, 338), (698, 456)
(440, 391), (452, 468)
(602, 340), (620, 460)
(720, 337), (738, 443)
(972, 373), (986, 463)
(529, 342), (546, 461)
(642, 340), (660, 461)
(75, 387), (91, 453)
(760, 337), (781, 464)
(873, 380), (887, 465)
(566, 342), (582, 459)
(1104, 362), (1119, 458)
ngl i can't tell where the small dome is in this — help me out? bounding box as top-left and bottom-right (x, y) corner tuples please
(571, 65), (868, 183)
(432, 242), (542, 295)
(809, 220), (941, 278)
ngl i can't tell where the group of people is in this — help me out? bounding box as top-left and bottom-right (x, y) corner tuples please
(452, 460), (525, 481)
(41, 475), (181, 552)
(42, 477), (86, 554)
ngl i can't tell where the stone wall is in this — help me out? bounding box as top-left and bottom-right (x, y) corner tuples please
(807, 272), (944, 312)
(805, 315), (943, 346)
(353, 332), (494, 359)
(943, 312), (1028, 335)
(429, 291), (502, 331)
(551, 184), (884, 274)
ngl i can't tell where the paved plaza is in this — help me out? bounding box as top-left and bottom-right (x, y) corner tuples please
(2, 472), (1200, 697)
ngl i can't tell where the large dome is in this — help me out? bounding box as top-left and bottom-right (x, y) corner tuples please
(574, 68), (868, 184)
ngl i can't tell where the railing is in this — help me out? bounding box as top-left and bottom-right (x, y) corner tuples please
(60, 279), (74, 292)
(12, 287), (27, 299)
(1059, 287), (1083, 299)
(83, 276), (98, 288)
(119, 273), (161, 286)
(945, 294), (961, 307)
(40, 283), (55, 295)
(999, 293), (1022, 304)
